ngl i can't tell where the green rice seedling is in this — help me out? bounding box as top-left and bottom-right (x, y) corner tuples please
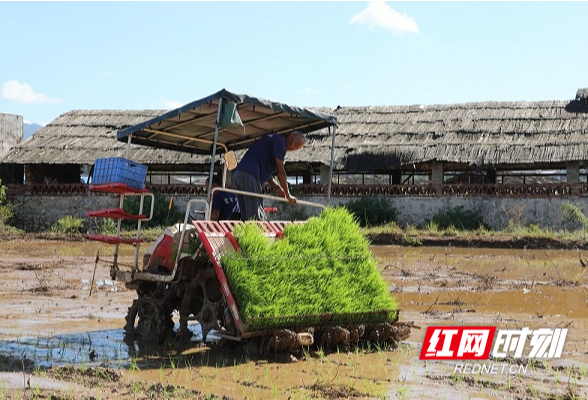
(263, 363), (270, 381)
(32, 382), (42, 398)
(79, 362), (87, 374)
(245, 362), (252, 382)
(396, 385), (409, 399)
(131, 380), (142, 395)
(527, 384), (538, 398)
(315, 348), (326, 359)
(271, 382), (278, 397)
(232, 360), (238, 381)
(221, 207), (398, 330)
(129, 357), (140, 372)
(213, 369), (219, 386)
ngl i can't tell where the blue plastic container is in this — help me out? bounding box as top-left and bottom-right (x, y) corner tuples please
(92, 157), (147, 189)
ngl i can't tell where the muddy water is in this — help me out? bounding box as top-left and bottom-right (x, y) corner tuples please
(373, 245), (588, 399)
(0, 240), (586, 399)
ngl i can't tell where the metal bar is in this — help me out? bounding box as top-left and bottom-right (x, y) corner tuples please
(327, 125), (336, 205)
(204, 99), (224, 220)
(143, 128), (229, 153)
(211, 187), (326, 211)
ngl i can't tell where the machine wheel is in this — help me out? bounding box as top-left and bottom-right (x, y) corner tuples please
(178, 263), (224, 342)
(124, 283), (175, 343)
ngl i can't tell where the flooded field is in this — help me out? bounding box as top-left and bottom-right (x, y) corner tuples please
(0, 238), (586, 399)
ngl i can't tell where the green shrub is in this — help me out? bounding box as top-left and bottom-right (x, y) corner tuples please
(562, 203), (588, 231)
(221, 207), (397, 329)
(430, 205), (485, 231)
(344, 197), (398, 227)
(88, 218), (117, 235)
(51, 215), (84, 234)
(0, 179), (16, 232)
(122, 192), (182, 229)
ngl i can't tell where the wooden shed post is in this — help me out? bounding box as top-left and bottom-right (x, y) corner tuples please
(432, 162), (444, 195)
(567, 161), (580, 184)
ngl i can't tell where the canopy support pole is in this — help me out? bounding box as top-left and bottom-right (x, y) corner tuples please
(206, 98), (224, 219)
(327, 125), (336, 205)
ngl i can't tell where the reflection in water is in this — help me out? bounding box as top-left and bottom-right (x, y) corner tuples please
(1, 322), (220, 370)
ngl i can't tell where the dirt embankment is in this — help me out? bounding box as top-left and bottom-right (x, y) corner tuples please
(367, 231), (588, 250)
(4, 230), (588, 250)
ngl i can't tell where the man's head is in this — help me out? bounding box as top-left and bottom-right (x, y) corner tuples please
(286, 131), (305, 151)
(205, 175), (222, 189)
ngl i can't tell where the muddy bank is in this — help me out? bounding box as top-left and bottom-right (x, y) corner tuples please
(367, 232), (588, 250)
(3, 230), (588, 250)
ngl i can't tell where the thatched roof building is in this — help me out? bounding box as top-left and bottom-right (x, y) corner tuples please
(0, 110), (216, 184)
(1, 109), (208, 167)
(0, 109), (331, 184)
(2, 88), (588, 185)
(327, 97), (588, 173)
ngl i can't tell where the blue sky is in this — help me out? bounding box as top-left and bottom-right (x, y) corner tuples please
(1, 1), (587, 126)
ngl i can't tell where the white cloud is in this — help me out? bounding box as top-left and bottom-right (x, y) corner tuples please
(299, 87), (319, 96)
(350, 1), (419, 35)
(160, 98), (184, 109)
(1, 80), (62, 105)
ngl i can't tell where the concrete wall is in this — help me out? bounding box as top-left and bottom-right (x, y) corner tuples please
(383, 196), (583, 230)
(12, 193), (120, 232)
(9, 191), (588, 232)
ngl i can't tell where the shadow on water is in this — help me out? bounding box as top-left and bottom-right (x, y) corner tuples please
(0, 322), (226, 372)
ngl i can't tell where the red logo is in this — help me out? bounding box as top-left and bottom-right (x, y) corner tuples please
(420, 326), (496, 360)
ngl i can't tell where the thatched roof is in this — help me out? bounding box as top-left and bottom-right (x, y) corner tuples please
(311, 99), (588, 171)
(0, 110), (210, 168)
(3, 92), (588, 173)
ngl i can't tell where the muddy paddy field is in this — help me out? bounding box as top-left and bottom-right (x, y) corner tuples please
(0, 236), (586, 399)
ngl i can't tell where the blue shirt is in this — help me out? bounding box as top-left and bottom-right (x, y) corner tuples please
(236, 134), (286, 184)
(212, 191), (240, 220)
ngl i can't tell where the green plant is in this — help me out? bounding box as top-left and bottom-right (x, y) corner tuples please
(129, 357), (140, 372)
(430, 205), (485, 230)
(221, 207), (398, 329)
(344, 197), (397, 227)
(51, 215), (84, 234)
(89, 218), (117, 235)
(0, 179), (16, 232)
(122, 192), (182, 229)
(562, 203), (588, 231)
